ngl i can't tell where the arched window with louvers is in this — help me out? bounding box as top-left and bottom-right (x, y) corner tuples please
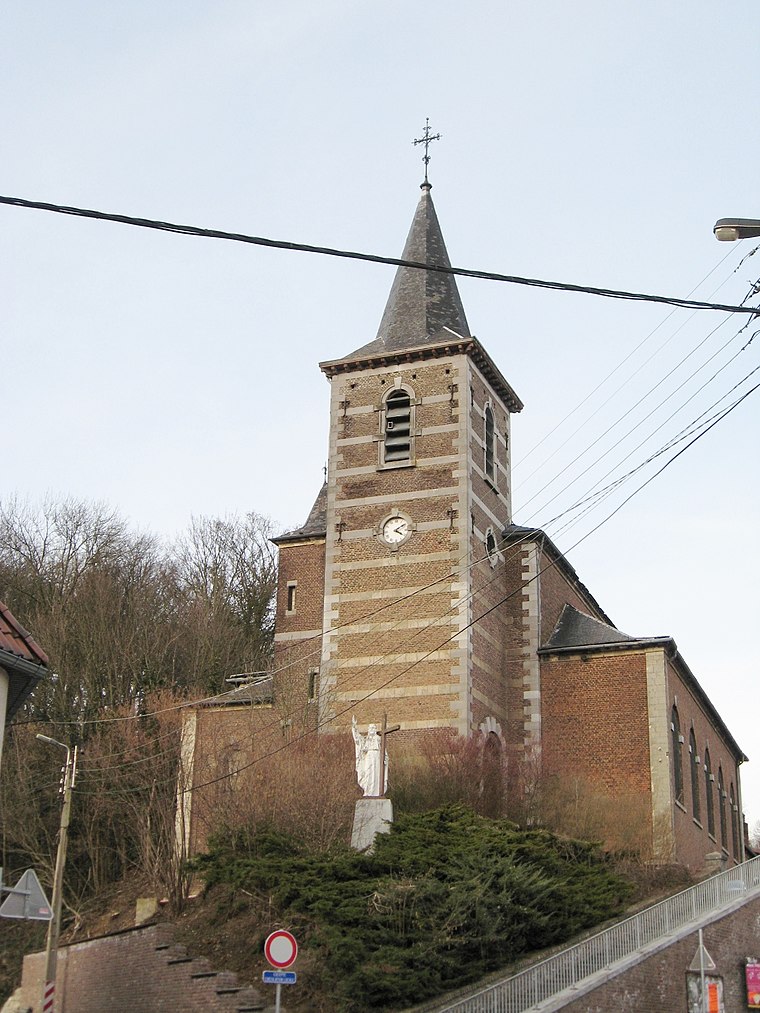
(381, 387), (415, 466)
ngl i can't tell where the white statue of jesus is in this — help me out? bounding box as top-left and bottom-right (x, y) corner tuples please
(351, 716), (387, 796)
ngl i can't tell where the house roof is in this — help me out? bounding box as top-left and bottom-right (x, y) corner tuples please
(272, 482), (327, 544)
(0, 600), (49, 724)
(196, 674), (274, 708)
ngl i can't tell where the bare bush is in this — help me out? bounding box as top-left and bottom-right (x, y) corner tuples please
(392, 729), (508, 818)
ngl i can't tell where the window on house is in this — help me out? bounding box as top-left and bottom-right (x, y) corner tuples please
(671, 706), (684, 805)
(382, 388), (413, 465)
(286, 581), (297, 613)
(689, 728), (701, 822)
(484, 404), (495, 481)
(704, 748), (715, 838)
(308, 668), (319, 702)
(730, 783), (739, 858)
(718, 767), (727, 850)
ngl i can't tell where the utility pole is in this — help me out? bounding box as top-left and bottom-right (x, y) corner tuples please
(36, 734), (77, 1013)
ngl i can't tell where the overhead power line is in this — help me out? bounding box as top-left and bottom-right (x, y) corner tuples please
(1, 193), (758, 317)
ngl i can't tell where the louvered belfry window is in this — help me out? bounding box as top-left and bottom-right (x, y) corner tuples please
(383, 389), (413, 464)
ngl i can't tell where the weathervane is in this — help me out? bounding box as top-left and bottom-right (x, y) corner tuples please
(413, 118), (441, 184)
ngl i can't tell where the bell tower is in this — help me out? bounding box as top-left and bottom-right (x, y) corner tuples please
(316, 182), (522, 738)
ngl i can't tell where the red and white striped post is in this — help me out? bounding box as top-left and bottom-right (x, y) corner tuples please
(42, 979), (55, 1012)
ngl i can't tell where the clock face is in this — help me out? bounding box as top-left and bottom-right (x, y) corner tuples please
(381, 516), (410, 545)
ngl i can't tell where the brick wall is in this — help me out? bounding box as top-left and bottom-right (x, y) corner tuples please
(184, 704), (284, 855)
(541, 649), (652, 795)
(14, 923), (266, 1012)
(559, 892), (760, 1013)
(538, 641), (745, 872)
(468, 363), (514, 739)
(320, 355), (470, 735)
(537, 547), (609, 644)
(666, 656), (744, 872)
(274, 538), (326, 637)
(273, 537), (326, 722)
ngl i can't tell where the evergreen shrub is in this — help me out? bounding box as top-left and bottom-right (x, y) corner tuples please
(195, 804), (633, 1010)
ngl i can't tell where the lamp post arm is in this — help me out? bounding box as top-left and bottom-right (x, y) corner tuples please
(714, 218), (760, 241)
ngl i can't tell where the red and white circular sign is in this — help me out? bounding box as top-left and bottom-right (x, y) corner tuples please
(264, 930), (298, 969)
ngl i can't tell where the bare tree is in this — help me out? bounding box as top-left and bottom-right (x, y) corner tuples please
(0, 498), (279, 929)
(173, 513), (277, 691)
(0, 496), (172, 721)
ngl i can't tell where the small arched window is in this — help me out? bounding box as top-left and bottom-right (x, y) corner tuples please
(382, 388), (414, 466)
(689, 729), (700, 822)
(718, 766), (727, 850)
(704, 748), (715, 838)
(671, 706), (684, 805)
(484, 403), (495, 481)
(729, 782), (739, 858)
(480, 732), (504, 819)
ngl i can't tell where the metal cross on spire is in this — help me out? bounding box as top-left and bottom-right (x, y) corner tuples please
(413, 118), (441, 184)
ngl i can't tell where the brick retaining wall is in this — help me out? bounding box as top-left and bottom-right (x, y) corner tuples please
(13, 923), (268, 1012)
(559, 892), (760, 1012)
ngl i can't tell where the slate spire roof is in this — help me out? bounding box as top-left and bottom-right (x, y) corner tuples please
(347, 183), (471, 359)
(320, 183), (522, 408)
(272, 482), (327, 544)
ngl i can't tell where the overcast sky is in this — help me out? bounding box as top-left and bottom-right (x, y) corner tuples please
(3, 2), (759, 824)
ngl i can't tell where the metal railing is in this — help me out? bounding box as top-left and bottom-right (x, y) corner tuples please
(438, 855), (760, 1012)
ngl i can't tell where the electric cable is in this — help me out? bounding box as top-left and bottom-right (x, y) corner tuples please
(517, 292), (758, 516)
(538, 335), (760, 534)
(1, 194), (758, 317)
(72, 371), (760, 799)
(544, 367), (760, 540)
(11, 289), (759, 751)
(16, 310), (758, 744)
(513, 244), (749, 471)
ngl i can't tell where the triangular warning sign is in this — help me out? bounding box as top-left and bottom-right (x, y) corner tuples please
(688, 941), (717, 973)
(0, 869), (53, 921)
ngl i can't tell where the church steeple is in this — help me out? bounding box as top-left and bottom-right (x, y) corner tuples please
(345, 184), (471, 360)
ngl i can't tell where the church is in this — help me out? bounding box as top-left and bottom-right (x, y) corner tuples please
(180, 178), (747, 874)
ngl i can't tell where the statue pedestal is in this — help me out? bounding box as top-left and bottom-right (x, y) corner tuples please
(351, 797), (393, 852)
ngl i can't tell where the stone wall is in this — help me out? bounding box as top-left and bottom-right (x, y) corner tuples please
(12, 923), (267, 1013)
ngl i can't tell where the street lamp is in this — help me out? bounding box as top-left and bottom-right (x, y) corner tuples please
(36, 733), (77, 1013)
(713, 218), (760, 242)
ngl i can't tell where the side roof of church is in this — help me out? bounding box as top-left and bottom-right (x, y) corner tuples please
(272, 482), (327, 544)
